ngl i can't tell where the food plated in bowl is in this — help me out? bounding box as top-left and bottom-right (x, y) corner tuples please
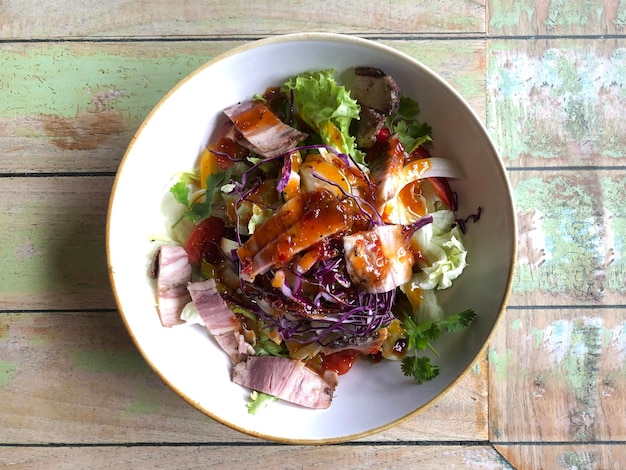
(107, 33), (516, 443)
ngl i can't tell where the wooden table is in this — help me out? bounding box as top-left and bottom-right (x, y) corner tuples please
(1, 1), (624, 468)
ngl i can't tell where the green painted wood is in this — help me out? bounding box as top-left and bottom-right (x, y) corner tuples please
(486, 38), (626, 168)
(0, 42), (236, 173)
(0, 40), (486, 174)
(0, 177), (115, 310)
(489, 307), (626, 442)
(488, 0), (626, 36)
(510, 169), (626, 306)
(0, 312), (487, 443)
(0, 1), (486, 39)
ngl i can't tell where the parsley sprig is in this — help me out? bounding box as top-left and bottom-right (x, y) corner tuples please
(385, 96), (432, 155)
(400, 308), (476, 384)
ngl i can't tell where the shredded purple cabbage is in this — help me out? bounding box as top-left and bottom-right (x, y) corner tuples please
(212, 140), (434, 347)
(454, 206), (482, 234)
(243, 277), (396, 345)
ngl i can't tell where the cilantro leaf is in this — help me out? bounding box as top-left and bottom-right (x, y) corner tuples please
(385, 96), (432, 154)
(395, 96), (421, 120)
(399, 308), (476, 383)
(169, 167), (234, 227)
(170, 180), (191, 206)
(402, 315), (441, 352)
(401, 355), (440, 384)
(440, 309), (477, 333)
(187, 168), (234, 223)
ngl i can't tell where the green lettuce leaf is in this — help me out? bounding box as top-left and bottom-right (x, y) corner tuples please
(283, 69), (365, 164)
(247, 390), (278, 414)
(411, 210), (468, 290)
(179, 301), (205, 326)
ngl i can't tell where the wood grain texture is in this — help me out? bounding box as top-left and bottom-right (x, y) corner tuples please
(488, 0), (626, 36)
(510, 169), (626, 307)
(2, 0), (625, 466)
(0, 40), (486, 174)
(0, 445), (513, 470)
(0, 312), (488, 444)
(0, 42), (236, 174)
(488, 307), (626, 443)
(0, 177), (115, 310)
(495, 444), (626, 470)
(0, 0), (486, 39)
(487, 38), (626, 168)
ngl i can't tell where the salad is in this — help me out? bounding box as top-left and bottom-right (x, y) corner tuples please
(150, 67), (480, 412)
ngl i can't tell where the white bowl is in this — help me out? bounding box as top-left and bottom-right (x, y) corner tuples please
(107, 32), (516, 443)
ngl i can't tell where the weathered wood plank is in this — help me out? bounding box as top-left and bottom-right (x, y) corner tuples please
(0, 41), (236, 174)
(0, 177), (116, 310)
(0, 1), (486, 39)
(0, 444), (513, 470)
(510, 169), (626, 307)
(487, 38), (626, 168)
(0, 312), (488, 444)
(0, 40), (486, 174)
(488, 0), (625, 36)
(488, 307), (626, 443)
(5, 168), (624, 315)
(495, 444), (626, 470)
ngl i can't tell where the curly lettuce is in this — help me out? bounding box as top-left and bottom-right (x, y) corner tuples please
(282, 69), (365, 165)
(411, 210), (468, 290)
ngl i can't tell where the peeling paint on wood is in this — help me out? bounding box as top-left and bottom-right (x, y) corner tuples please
(510, 170), (625, 306)
(487, 40), (626, 167)
(0, 359), (18, 386)
(489, 0), (626, 35)
(1, 0), (625, 466)
(489, 309), (626, 443)
(0, 1), (486, 39)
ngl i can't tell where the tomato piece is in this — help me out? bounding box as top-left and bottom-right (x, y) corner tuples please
(214, 136), (246, 168)
(428, 176), (456, 211)
(184, 217), (226, 266)
(376, 126), (391, 144)
(411, 145), (430, 160)
(320, 350), (359, 376)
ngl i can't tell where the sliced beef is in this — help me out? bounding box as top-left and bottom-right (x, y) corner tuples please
(355, 106), (385, 149)
(232, 356), (338, 409)
(187, 278), (254, 362)
(352, 67), (401, 115)
(153, 245), (192, 327)
(351, 67), (401, 149)
(223, 101), (307, 158)
(320, 328), (389, 356)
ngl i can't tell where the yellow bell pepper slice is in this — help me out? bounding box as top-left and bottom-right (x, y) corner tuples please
(199, 147), (219, 189)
